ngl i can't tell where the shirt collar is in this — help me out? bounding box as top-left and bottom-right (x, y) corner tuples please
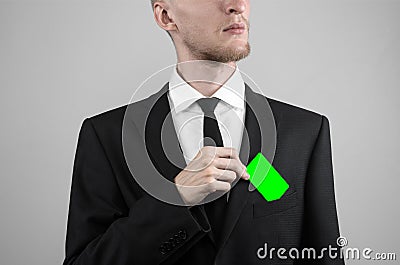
(168, 65), (245, 113)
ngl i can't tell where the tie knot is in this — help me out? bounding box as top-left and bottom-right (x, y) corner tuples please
(197, 97), (220, 115)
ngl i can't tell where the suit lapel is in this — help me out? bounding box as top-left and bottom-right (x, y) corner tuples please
(216, 83), (279, 257)
(216, 83), (264, 251)
(143, 83), (187, 182)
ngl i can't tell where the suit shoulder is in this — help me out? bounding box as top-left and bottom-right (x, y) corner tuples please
(81, 94), (156, 132)
(264, 95), (327, 129)
(85, 104), (128, 128)
(269, 96), (322, 114)
(82, 105), (127, 134)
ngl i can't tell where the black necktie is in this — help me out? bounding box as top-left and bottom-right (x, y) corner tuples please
(197, 97), (227, 245)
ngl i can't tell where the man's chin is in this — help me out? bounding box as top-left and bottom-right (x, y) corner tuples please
(219, 44), (251, 63)
(203, 43), (251, 63)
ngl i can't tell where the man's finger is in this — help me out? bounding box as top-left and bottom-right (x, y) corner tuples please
(213, 169), (236, 183)
(214, 158), (249, 180)
(207, 180), (231, 193)
(214, 147), (239, 159)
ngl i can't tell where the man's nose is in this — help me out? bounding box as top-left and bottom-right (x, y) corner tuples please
(224, 0), (247, 15)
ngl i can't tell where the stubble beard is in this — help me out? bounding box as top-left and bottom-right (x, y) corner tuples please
(183, 34), (251, 63)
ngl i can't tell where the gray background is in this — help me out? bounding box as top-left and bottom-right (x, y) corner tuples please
(1, 0), (399, 264)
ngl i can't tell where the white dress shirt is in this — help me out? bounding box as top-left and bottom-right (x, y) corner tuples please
(167, 66), (246, 165)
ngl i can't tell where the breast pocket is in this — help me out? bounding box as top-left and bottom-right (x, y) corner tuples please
(252, 189), (298, 219)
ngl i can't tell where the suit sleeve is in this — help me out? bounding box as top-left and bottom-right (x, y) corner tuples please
(63, 118), (210, 265)
(295, 115), (345, 265)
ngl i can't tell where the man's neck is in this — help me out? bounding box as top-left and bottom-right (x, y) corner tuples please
(176, 60), (237, 97)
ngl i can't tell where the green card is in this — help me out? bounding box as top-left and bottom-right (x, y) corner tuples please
(246, 153), (289, 201)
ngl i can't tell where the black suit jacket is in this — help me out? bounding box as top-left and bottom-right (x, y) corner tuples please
(63, 83), (344, 265)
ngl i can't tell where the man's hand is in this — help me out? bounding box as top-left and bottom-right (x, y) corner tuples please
(174, 147), (250, 205)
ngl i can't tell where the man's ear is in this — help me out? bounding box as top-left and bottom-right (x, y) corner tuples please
(153, 2), (177, 32)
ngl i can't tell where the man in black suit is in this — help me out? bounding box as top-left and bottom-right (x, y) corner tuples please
(63, 0), (344, 264)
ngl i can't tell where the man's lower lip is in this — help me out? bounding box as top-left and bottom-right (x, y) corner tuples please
(224, 28), (245, 34)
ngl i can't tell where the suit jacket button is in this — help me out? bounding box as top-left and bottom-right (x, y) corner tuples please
(178, 229), (187, 240)
(173, 234), (181, 244)
(168, 238), (176, 248)
(165, 242), (173, 251)
(160, 245), (167, 255)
